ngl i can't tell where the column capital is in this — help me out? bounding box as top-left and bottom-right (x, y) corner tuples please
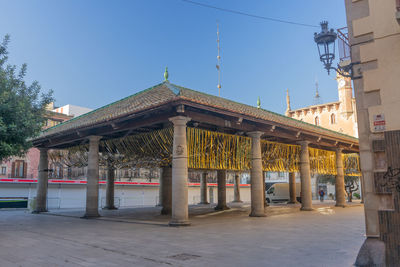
(297, 140), (310, 147)
(38, 147), (49, 153)
(335, 147), (343, 153)
(247, 131), (263, 138)
(88, 135), (102, 142)
(169, 116), (191, 126)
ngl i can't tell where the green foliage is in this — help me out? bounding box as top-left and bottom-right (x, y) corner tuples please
(0, 35), (53, 161)
(353, 192), (360, 199)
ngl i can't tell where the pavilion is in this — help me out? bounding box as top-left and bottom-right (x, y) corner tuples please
(31, 78), (360, 226)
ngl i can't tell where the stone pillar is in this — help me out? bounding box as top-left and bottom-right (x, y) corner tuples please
(199, 172), (209, 204)
(158, 168), (163, 206)
(169, 116), (191, 226)
(215, 170), (229, 210)
(104, 163), (117, 210)
(262, 172), (268, 207)
(248, 131), (266, 217)
(335, 148), (346, 207)
(232, 172), (242, 203)
(298, 140), (313, 211)
(83, 136), (101, 218)
(34, 148), (49, 213)
(288, 172), (298, 204)
(161, 166), (172, 215)
(209, 186), (214, 204)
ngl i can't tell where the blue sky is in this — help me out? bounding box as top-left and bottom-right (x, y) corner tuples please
(0, 0), (347, 114)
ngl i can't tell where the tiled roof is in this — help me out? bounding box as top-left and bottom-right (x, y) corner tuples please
(36, 82), (358, 143)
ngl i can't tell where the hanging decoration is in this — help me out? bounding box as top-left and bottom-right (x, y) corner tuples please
(51, 127), (360, 176)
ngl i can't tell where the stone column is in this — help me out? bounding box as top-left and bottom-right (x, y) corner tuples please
(158, 168), (163, 206)
(262, 172), (268, 207)
(298, 141), (313, 211)
(34, 148), (49, 213)
(232, 172), (242, 203)
(83, 136), (101, 218)
(161, 166), (172, 215)
(335, 148), (346, 207)
(248, 131), (266, 217)
(104, 163), (117, 210)
(199, 172), (209, 204)
(209, 186), (214, 204)
(288, 172), (298, 204)
(215, 170), (229, 210)
(169, 116), (191, 226)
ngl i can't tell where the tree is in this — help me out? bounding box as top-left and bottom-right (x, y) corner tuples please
(0, 35), (53, 161)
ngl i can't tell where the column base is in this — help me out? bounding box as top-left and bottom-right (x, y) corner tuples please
(102, 206), (118, 210)
(335, 203), (346, 208)
(249, 211), (266, 217)
(82, 213), (100, 219)
(198, 202), (209, 205)
(214, 205), (230, 211)
(300, 207), (313, 211)
(355, 237), (385, 266)
(168, 220), (191, 227)
(161, 208), (171, 215)
(231, 200), (243, 203)
(32, 209), (47, 214)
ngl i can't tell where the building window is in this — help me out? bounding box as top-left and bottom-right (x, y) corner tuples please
(12, 160), (26, 178)
(1, 167), (6, 175)
(330, 113), (336, 124)
(315, 116), (320, 126)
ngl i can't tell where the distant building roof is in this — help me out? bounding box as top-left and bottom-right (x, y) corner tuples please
(53, 104), (92, 117)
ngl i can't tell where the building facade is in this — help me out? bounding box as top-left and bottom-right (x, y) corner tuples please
(286, 74), (358, 138)
(344, 0), (400, 265)
(0, 103), (93, 179)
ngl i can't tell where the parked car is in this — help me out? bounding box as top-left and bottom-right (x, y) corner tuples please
(266, 182), (301, 203)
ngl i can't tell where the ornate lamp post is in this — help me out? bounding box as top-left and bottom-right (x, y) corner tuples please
(314, 21), (361, 79)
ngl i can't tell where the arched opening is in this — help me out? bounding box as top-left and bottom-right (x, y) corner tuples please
(330, 113), (336, 124)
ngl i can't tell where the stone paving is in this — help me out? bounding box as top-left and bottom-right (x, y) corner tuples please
(0, 202), (365, 267)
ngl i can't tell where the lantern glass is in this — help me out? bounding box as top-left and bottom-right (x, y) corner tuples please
(314, 21), (337, 74)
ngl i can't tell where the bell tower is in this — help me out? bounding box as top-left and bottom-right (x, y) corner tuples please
(337, 72), (353, 116)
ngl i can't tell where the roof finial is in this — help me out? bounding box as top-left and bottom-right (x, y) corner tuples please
(285, 89), (291, 116)
(257, 96), (261, 109)
(164, 66), (169, 82)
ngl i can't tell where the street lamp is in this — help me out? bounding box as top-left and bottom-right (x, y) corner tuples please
(314, 21), (361, 79)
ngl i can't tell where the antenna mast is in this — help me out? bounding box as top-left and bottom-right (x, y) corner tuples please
(216, 22), (221, 96)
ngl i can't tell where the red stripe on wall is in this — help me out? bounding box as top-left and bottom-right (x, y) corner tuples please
(0, 178), (250, 187)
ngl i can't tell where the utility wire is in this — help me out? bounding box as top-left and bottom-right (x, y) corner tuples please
(181, 0), (319, 28)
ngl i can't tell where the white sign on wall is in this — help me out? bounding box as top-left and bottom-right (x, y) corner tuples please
(373, 114), (386, 132)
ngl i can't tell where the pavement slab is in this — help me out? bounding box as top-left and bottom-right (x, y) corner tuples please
(0, 202), (365, 267)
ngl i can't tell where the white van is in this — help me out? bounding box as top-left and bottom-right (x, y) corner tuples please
(266, 183), (301, 203)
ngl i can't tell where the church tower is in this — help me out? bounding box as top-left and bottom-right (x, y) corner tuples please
(337, 72), (353, 117)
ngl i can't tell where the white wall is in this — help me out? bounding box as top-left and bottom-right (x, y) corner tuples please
(0, 183), (251, 210)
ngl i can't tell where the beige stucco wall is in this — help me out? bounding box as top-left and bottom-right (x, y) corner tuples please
(346, 0), (400, 240)
(287, 76), (358, 138)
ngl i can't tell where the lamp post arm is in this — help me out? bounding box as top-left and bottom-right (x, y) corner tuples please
(327, 61), (362, 79)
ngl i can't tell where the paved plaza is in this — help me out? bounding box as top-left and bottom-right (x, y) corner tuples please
(0, 202), (365, 267)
